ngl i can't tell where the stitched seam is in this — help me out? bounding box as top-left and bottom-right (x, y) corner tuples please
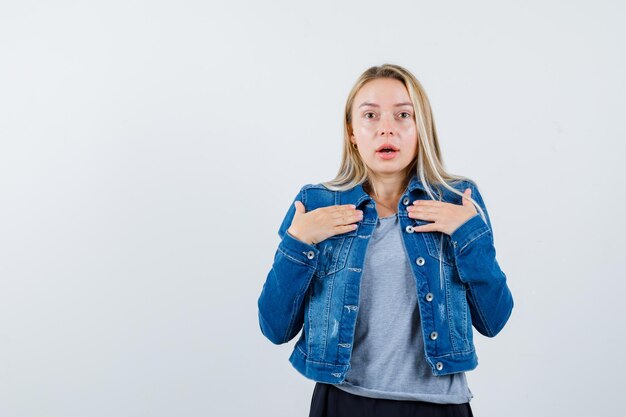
(458, 228), (490, 253)
(283, 269), (315, 343)
(429, 349), (476, 359)
(463, 290), (469, 348)
(295, 345), (348, 366)
(321, 273), (335, 358)
(307, 288), (313, 354)
(282, 292), (301, 343)
(277, 246), (315, 268)
(444, 268), (458, 352)
(467, 282), (493, 336)
(456, 262), (493, 336)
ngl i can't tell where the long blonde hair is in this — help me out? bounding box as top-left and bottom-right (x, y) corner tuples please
(321, 63), (486, 224)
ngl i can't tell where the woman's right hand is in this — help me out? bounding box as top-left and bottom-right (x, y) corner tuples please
(286, 201), (363, 245)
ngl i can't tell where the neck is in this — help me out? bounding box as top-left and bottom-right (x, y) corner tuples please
(365, 173), (409, 201)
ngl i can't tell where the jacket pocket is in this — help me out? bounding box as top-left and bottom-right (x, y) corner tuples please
(421, 230), (456, 267)
(444, 266), (471, 352)
(314, 228), (357, 278)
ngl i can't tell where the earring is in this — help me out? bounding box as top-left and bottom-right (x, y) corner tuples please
(352, 143), (358, 150)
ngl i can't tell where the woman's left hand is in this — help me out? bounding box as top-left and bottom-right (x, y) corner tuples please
(406, 188), (478, 236)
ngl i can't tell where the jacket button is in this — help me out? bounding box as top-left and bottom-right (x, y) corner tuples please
(430, 331), (438, 340)
(415, 257), (425, 266)
(403, 197), (410, 205)
(436, 362), (443, 371)
(307, 251), (315, 259)
(405, 225), (414, 233)
(425, 293), (434, 302)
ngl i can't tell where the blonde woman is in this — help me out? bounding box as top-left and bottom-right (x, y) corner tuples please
(257, 64), (514, 417)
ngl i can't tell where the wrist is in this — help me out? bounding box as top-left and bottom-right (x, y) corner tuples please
(287, 227), (312, 245)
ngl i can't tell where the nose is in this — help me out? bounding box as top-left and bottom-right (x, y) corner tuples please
(378, 112), (395, 136)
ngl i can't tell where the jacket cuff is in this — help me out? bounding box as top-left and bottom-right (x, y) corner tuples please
(450, 213), (491, 253)
(278, 230), (320, 266)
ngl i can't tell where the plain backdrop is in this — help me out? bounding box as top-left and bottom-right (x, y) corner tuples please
(1, 1), (625, 416)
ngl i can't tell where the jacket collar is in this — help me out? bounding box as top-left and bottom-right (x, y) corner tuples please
(345, 173), (427, 207)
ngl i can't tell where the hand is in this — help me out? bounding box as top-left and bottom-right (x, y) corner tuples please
(406, 188), (478, 236)
(287, 202), (363, 245)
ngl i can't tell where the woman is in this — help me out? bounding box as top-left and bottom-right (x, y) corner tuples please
(257, 64), (514, 417)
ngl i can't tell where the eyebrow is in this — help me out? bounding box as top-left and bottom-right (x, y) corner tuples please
(358, 101), (413, 108)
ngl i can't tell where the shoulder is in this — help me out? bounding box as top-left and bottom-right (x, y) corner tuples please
(294, 183), (332, 198)
(438, 177), (481, 204)
(295, 182), (353, 210)
(448, 177), (478, 190)
(300, 183), (329, 192)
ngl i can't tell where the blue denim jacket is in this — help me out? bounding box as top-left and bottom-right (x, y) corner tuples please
(257, 174), (514, 384)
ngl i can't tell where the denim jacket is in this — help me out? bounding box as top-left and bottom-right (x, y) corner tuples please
(257, 174), (514, 384)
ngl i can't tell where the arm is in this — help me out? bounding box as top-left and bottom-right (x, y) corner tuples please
(257, 186), (320, 344)
(450, 181), (514, 337)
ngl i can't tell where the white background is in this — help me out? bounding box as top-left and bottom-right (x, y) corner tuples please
(1, 1), (624, 416)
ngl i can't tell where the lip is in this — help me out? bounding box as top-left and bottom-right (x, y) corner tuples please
(376, 143), (399, 152)
(376, 150), (399, 160)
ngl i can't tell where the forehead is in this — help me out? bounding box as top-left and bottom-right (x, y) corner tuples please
(354, 78), (411, 105)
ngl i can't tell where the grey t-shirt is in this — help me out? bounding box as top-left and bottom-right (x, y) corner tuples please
(332, 213), (473, 404)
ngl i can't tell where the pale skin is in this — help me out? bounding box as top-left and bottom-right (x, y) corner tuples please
(288, 78), (477, 245)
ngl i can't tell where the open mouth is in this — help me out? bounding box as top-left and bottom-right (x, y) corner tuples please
(376, 144), (399, 154)
(376, 145), (399, 159)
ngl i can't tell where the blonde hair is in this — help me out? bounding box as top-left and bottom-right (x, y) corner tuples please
(321, 63), (486, 224)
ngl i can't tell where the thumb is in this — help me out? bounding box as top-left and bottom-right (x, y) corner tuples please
(293, 200), (306, 214)
(462, 188), (472, 207)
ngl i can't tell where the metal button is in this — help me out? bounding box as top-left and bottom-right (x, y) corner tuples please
(405, 225), (414, 233)
(307, 251), (315, 259)
(415, 257), (425, 266)
(436, 362), (443, 371)
(430, 331), (438, 340)
(402, 196), (410, 205)
(425, 293), (434, 302)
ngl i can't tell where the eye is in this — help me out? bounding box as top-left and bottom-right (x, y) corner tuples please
(399, 112), (412, 119)
(364, 112), (376, 119)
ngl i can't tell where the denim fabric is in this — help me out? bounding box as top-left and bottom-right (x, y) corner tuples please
(257, 174), (514, 384)
(332, 214), (472, 403)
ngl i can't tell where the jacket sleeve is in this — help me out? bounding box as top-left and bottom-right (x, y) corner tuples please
(449, 181), (514, 337)
(257, 185), (320, 344)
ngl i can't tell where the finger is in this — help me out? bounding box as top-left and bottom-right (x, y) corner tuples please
(408, 205), (439, 214)
(334, 223), (359, 234)
(411, 223), (438, 233)
(342, 212), (361, 225)
(322, 204), (354, 213)
(326, 205), (349, 213)
(336, 204), (358, 210)
(408, 210), (438, 221)
(412, 200), (440, 207)
(419, 205), (440, 213)
(330, 207), (363, 220)
(294, 200), (306, 213)
(462, 188), (473, 206)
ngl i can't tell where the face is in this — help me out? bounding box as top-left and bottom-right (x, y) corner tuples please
(350, 78), (418, 178)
